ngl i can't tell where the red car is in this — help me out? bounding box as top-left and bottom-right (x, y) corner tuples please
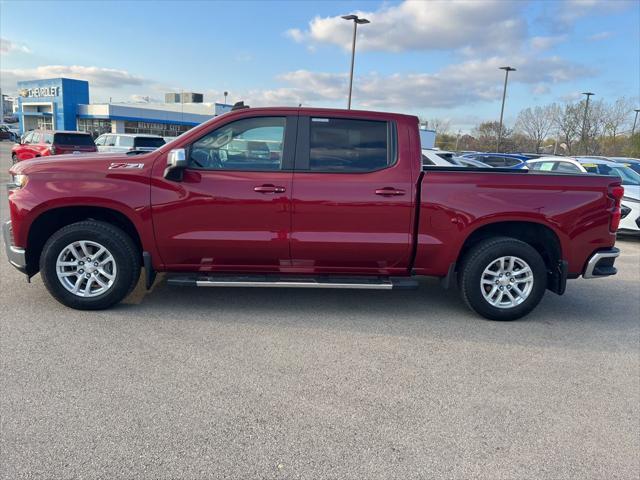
(11, 130), (97, 163)
(4, 107), (622, 320)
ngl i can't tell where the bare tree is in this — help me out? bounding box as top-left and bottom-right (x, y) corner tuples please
(603, 97), (633, 150)
(472, 121), (512, 152)
(515, 105), (555, 153)
(552, 102), (582, 155)
(426, 118), (451, 136)
(582, 99), (607, 155)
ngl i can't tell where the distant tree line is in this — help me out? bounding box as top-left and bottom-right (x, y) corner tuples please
(423, 96), (639, 157)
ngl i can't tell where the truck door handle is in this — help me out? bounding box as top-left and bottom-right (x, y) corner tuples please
(375, 187), (405, 196)
(254, 184), (286, 193)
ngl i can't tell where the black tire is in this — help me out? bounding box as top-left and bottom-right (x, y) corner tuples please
(459, 236), (547, 321)
(40, 221), (141, 310)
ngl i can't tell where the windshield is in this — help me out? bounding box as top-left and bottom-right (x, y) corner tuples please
(611, 166), (640, 186)
(54, 133), (95, 146)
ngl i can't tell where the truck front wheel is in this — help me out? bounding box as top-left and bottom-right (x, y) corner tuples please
(459, 237), (547, 321)
(40, 221), (141, 310)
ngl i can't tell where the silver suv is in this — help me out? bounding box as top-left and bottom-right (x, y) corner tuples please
(95, 133), (165, 153)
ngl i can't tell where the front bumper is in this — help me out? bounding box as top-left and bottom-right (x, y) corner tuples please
(583, 247), (619, 279)
(3, 221), (27, 274)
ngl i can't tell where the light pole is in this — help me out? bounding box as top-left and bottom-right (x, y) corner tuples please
(224, 91), (228, 105)
(581, 92), (595, 154)
(342, 14), (370, 109)
(497, 66), (516, 152)
(632, 108), (640, 135)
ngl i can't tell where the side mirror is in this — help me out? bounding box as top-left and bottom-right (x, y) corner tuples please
(164, 148), (188, 181)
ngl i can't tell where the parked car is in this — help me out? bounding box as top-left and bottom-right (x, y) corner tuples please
(608, 157), (640, 175)
(0, 124), (17, 142)
(461, 153), (529, 168)
(421, 148), (458, 166)
(5, 107), (623, 321)
(576, 157), (640, 236)
(11, 130), (97, 163)
(95, 133), (165, 153)
(526, 157), (587, 174)
(452, 156), (493, 168)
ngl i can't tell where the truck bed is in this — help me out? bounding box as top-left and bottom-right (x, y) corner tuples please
(414, 169), (618, 277)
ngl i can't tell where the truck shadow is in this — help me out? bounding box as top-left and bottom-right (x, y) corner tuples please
(115, 275), (639, 352)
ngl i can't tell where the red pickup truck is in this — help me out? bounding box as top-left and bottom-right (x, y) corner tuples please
(4, 107), (623, 320)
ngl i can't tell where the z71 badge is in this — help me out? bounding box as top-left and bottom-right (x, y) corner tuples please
(108, 163), (144, 170)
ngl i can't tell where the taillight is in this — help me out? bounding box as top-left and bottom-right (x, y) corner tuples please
(608, 184), (624, 232)
(49, 145), (56, 155)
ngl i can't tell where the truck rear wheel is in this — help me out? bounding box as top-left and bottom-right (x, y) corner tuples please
(40, 221), (141, 310)
(459, 237), (547, 321)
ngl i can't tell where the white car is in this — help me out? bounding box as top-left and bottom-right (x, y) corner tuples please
(576, 157), (640, 236)
(421, 149), (458, 167)
(526, 156), (587, 173)
(95, 133), (165, 153)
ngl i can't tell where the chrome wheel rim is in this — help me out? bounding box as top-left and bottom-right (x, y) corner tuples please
(56, 241), (117, 297)
(481, 256), (534, 309)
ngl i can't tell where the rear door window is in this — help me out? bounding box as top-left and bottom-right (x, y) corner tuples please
(306, 117), (391, 172)
(530, 161), (555, 171)
(54, 133), (95, 146)
(31, 132), (41, 143)
(118, 136), (134, 148)
(134, 137), (165, 149)
(554, 162), (582, 173)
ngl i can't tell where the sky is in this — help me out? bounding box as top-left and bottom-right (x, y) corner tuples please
(1, 0), (638, 132)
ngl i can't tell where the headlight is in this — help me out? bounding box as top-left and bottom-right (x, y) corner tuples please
(11, 174), (27, 189)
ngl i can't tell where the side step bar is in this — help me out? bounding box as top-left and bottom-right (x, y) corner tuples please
(166, 274), (418, 290)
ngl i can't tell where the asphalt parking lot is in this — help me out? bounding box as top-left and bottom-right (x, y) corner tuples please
(0, 140), (638, 480)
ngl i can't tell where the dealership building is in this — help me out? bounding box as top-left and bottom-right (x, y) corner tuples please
(15, 78), (231, 137)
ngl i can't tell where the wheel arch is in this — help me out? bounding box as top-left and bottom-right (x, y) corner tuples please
(25, 206), (143, 276)
(457, 220), (565, 294)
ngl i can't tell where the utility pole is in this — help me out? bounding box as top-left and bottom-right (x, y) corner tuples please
(455, 129), (461, 151)
(342, 14), (370, 109)
(497, 66), (516, 152)
(581, 92), (595, 155)
(632, 109), (640, 136)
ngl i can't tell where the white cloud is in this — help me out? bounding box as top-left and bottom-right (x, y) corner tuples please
(286, 0), (527, 54)
(530, 35), (567, 51)
(1, 65), (147, 92)
(243, 55), (592, 110)
(531, 84), (551, 95)
(0, 38), (31, 55)
(588, 31), (613, 41)
(543, 0), (632, 32)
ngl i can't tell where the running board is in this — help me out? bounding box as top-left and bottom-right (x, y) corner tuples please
(166, 274), (418, 290)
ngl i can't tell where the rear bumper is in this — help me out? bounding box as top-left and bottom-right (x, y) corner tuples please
(3, 221), (27, 274)
(583, 247), (619, 279)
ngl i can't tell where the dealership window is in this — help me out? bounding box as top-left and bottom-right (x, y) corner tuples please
(78, 118), (112, 138)
(124, 121), (191, 137)
(37, 117), (53, 131)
